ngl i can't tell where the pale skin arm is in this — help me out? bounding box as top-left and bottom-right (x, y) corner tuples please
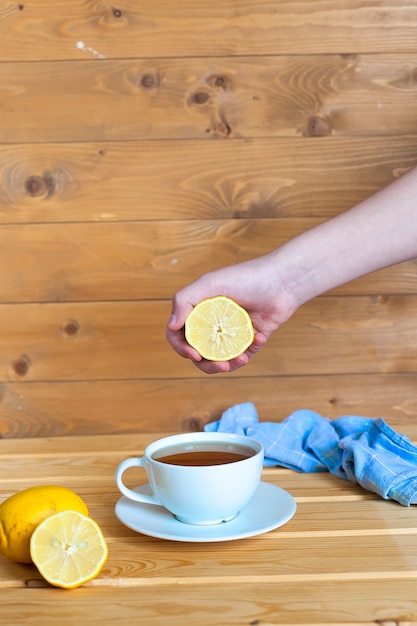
(166, 166), (417, 374)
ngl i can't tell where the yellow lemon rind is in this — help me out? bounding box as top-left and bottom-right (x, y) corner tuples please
(0, 485), (89, 564)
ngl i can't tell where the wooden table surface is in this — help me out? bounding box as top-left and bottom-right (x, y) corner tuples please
(1, 431), (417, 625)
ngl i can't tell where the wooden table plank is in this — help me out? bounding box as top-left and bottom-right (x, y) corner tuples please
(3, 55), (417, 143)
(1, 136), (416, 225)
(2, 0), (417, 61)
(1, 432), (416, 624)
(2, 373), (417, 439)
(2, 528), (417, 585)
(1, 582), (416, 625)
(1, 219), (417, 303)
(1, 296), (417, 382)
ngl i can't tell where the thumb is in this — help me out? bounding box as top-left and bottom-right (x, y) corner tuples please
(167, 297), (194, 331)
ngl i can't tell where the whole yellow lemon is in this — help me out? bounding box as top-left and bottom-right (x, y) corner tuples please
(0, 485), (88, 563)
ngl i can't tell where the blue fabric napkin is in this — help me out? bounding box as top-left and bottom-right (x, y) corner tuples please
(204, 402), (417, 506)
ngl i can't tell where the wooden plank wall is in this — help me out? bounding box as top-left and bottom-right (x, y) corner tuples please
(1, 1), (417, 438)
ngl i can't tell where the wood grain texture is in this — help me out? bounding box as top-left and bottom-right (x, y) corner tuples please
(0, 296), (416, 383)
(1, 1), (417, 440)
(2, 55), (417, 142)
(1, 136), (416, 223)
(2, 3), (417, 622)
(2, 0), (417, 60)
(1, 432), (417, 624)
(1, 583), (416, 625)
(0, 219), (416, 303)
(1, 372), (417, 438)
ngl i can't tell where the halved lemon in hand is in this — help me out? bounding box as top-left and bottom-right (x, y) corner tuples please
(184, 296), (254, 361)
(30, 510), (108, 589)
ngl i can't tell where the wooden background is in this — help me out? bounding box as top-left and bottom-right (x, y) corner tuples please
(1, 0), (417, 438)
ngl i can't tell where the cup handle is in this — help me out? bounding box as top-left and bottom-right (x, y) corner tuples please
(115, 457), (163, 506)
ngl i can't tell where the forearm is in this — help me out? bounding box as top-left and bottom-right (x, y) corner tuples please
(167, 165), (417, 373)
(274, 166), (417, 307)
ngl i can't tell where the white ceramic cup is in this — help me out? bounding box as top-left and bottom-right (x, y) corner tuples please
(115, 432), (264, 525)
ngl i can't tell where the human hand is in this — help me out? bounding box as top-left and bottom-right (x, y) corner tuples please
(166, 254), (298, 374)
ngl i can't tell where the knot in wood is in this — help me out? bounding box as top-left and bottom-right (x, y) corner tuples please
(24, 173), (55, 197)
(191, 91), (211, 105)
(112, 8), (122, 18)
(207, 75), (230, 90)
(25, 175), (46, 197)
(12, 355), (30, 377)
(304, 116), (331, 137)
(182, 417), (204, 432)
(63, 320), (80, 336)
(216, 120), (231, 137)
(140, 73), (159, 89)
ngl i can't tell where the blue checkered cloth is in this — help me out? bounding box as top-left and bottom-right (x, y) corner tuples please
(204, 402), (417, 506)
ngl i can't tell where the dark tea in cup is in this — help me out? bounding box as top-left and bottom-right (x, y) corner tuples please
(115, 432), (264, 525)
(153, 445), (255, 467)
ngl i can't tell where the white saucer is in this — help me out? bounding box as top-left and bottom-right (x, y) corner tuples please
(115, 481), (296, 542)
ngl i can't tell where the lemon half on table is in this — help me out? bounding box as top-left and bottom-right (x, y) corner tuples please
(184, 296), (254, 361)
(30, 510), (108, 589)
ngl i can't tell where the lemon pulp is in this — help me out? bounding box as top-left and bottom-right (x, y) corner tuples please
(30, 510), (108, 589)
(184, 296), (254, 361)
